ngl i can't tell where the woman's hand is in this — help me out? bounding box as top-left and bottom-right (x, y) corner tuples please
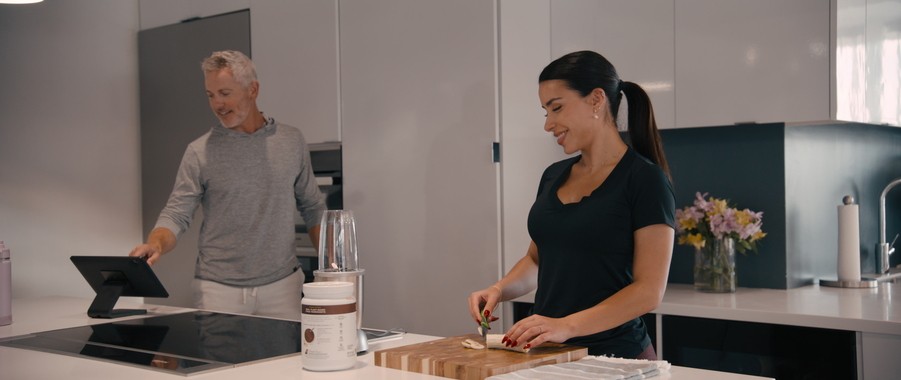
(468, 241), (540, 332)
(502, 314), (575, 351)
(467, 285), (502, 326)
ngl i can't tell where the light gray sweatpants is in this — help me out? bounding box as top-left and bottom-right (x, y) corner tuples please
(191, 269), (305, 321)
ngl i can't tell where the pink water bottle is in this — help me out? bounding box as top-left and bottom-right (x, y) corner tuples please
(0, 240), (11, 326)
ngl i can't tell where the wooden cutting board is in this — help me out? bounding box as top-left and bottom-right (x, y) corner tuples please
(374, 334), (588, 380)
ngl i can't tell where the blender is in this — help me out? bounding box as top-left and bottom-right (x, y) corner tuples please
(313, 210), (367, 353)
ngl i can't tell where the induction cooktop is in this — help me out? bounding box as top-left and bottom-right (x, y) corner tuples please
(0, 311), (302, 376)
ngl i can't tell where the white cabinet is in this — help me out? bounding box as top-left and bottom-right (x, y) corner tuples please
(836, 0), (901, 127)
(862, 1), (901, 126)
(498, 0), (562, 300)
(860, 332), (901, 379)
(674, 0), (830, 127)
(251, 0), (340, 144)
(550, 0), (676, 130)
(543, 0), (831, 128)
(339, 0), (500, 337)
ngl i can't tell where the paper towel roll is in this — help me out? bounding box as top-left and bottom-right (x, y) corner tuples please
(837, 202), (861, 282)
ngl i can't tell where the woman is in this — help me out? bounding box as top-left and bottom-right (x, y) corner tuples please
(468, 50), (675, 359)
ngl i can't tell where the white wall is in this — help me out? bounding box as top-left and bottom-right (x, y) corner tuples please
(0, 0), (142, 298)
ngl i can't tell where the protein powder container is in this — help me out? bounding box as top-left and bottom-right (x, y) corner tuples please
(301, 281), (357, 371)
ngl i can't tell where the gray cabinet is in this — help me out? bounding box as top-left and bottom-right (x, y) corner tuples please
(139, 1), (342, 144)
(137, 11), (252, 307)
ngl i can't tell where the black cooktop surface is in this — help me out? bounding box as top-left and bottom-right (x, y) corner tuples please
(0, 311), (302, 376)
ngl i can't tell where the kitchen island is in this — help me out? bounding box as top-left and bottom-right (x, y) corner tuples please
(0, 296), (770, 379)
(511, 281), (901, 379)
(655, 282), (901, 379)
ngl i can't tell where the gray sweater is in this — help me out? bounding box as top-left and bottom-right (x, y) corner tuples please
(155, 117), (326, 287)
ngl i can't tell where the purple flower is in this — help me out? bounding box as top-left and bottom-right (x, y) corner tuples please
(675, 192), (767, 254)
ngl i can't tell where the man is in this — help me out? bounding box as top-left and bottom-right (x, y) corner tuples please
(130, 50), (326, 320)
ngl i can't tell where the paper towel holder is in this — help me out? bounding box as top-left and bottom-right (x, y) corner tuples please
(820, 195), (877, 288)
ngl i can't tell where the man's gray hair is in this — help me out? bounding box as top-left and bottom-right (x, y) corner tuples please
(201, 50), (257, 88)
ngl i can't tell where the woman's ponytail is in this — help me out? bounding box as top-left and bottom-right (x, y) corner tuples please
(619, 81), (670, 180)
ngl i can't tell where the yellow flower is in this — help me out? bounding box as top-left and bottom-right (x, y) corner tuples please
(735, 209), (752, 226)
(678, 233), (706, 250)
(712, 198), (729, 215)
(751, 230), (767, 242)
(678, 217), (697, 231)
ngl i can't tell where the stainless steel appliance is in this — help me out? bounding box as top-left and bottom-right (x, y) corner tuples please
(295, 142), (342, 282)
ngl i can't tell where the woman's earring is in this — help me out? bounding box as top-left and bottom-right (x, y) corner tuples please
(593, 108), (599, 119)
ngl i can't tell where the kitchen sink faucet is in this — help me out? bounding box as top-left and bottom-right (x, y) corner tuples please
(877, 177), (901, 275)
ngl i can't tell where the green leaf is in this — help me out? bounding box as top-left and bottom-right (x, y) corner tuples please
(742, 240), (755, 252)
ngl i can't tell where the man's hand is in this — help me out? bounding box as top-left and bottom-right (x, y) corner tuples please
(129, 227), (176, 266)
(129, 243), (162, 265)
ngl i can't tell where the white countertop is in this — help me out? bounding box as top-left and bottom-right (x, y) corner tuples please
(656, 283), (900, 335)
(515, 282), (901, 335)
(0, 296), (771, 379)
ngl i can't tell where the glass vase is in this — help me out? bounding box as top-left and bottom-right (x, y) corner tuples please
(694, 237), (736, 293)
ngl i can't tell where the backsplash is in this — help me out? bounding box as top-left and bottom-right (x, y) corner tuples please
(654, 121), (901, 289)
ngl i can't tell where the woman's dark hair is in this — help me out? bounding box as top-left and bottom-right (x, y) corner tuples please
(538, 50), (670, 179)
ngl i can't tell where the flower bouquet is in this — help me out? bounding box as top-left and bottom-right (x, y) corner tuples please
(675, 192), (766, 292)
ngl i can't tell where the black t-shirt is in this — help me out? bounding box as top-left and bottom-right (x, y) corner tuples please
(527, 148), (675, 358)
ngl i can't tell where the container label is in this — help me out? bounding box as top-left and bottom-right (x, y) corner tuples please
(302, 303), (356, 315)
(301, 309), (357, 370)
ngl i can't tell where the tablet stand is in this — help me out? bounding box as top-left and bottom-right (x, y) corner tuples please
(71, 256), (169, 319)
(87, 281), (148, 318)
